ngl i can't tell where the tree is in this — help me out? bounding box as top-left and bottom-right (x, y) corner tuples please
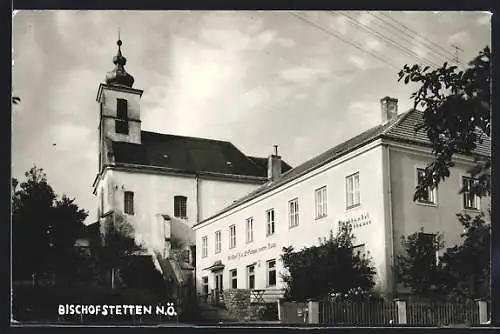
(11, 166), (88, 283)
(398, 46), (491, 201)
(98, 212), (144, 289)
(394, 229), (446, 299)
(280, 225), (376, 301)
(395, 213), (490, 301)
(440, 212), (490, 300)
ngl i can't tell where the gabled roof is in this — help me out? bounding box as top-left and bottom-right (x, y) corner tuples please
(195, 109), (491, 227)
(381, 109), (491, 157)
(111, 131), (292, 179)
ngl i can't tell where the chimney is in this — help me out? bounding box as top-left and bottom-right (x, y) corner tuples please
(380, 96), (398, 123)
(268, 145), (282, 182)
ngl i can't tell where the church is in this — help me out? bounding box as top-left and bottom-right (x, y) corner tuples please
(91, 39), (291, 290)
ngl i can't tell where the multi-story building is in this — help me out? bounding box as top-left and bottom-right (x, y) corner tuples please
(193, 97), (490, 300)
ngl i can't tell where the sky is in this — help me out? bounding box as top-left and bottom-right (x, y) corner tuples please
(12, 11), (491, 224)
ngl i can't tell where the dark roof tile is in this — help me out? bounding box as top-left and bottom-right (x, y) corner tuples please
(111, 131), (292, 178)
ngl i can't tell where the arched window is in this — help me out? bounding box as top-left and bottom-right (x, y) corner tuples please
(174, 196), (187, 219)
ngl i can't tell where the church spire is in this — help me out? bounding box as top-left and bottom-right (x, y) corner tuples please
(105, 33), (135, 88)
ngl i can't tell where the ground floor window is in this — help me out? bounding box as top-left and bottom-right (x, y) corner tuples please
(247, 265), (255, 289)
(267, 259), (276, 287)
(230, 269), (237, 289)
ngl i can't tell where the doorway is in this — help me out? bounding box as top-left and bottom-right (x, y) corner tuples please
(214, 271), (224, 306)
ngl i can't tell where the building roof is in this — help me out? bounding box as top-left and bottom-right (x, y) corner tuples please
(111, 131), (292, 179)
(195, 109), (491, 227)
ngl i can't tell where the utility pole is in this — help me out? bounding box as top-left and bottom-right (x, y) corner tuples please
(451, 44), (463, 66)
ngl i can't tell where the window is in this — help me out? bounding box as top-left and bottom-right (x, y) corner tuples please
(346, 172), (360, 208)
(416, 168), (436, 204)
(117, 98), (128, 120)
(246, 217), (254, 243)
(229, 225), (236, 249)
(174, 196), (187, 219)
(267, 259), (276, 287)
(215, 230), (221, 254)
(315, 186), (328, 219)
(247, 265), (255, 289)
(462, 176), (480, 210)
(201, 236), (208, 258)
(230, 269), (238, 289)
(124, 191), (134, 215)
(289, 198), (299, 228)
(266, 209), (275, 236)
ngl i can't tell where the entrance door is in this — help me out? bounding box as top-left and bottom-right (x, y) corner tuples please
(215, 272), (223, 291)
(214, 271), (224, 305)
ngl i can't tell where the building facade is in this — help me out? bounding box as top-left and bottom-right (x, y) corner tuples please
(193, 97), (491, 300)
(92, 40), (291, 272)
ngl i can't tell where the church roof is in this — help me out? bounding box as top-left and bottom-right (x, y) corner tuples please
(195, 109), (491, 226)
(111, 131), (292, 179)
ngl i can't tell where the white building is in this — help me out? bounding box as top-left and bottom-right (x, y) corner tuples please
(91, 40), (291, 279)
(193, 97), (490, 300)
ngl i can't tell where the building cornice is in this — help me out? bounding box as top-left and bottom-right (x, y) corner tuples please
(381, 136), (490, 162)
(106, 162), (268, 183)
(96, 83), (144, 103)
(101, 115), (142, 123)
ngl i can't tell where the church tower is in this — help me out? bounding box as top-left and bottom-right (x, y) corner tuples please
(96, 38), (143, 172)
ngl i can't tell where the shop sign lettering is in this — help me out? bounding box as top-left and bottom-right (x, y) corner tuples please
(227, 242), (277, 261)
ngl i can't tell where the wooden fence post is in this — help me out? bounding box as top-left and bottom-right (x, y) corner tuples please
(476, 299), (488, 324)
(394, 299), (407, 325)
(308, 301), (319, 324)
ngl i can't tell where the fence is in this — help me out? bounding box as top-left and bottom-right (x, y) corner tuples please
(406, 300), (479, 326)
(319, 299), (397, 325)
(280, 299), (489, 326)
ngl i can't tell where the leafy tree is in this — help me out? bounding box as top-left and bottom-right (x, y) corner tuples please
(440, 212), (490, 300)
(12, 166), (88, 283)
(395, 213), (490, 301)
(394, 229), (445, 299)
(398, 46), (491, 200)
(98, 212), (143, 288)
(280, 225), (376, 301)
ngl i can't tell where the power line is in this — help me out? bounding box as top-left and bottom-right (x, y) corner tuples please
(289, 12), (400, 71)
(367, 12), (457, 65)
(332, 12), (440, 68)
(374, 12), (460, 65)
(378, 12), (458, 61)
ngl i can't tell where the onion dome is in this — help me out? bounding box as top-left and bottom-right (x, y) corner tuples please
(105, 39), (135, 87)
